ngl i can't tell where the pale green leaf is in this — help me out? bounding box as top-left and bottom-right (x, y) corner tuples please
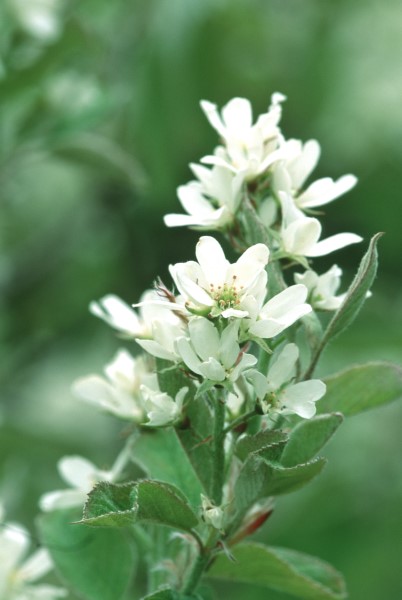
(37, 507), (135, 600)
(281, 413), (343, 467)
(235, 430), (288, 462)
(319, 362), (402, 416)
(131, 428), (203, 508)
(207, 542), (347, 600)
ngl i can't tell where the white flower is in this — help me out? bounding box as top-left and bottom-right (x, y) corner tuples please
(175, 318), (257, 383)
(201, 495), (224, 530)
(249, 344), (326, 418)
(169, 236), (269, 318)
(72, 349), (153, 421)
(273, 139), (357, 209)
(0, 505), (66, 599)
(279, 192), (362, 258)
(10, 0), (63, 42)
(247, 284), (312, 339)
(164, 163), (245, 230)
(140, 386), (187, 427)
(39, 452), (127, 512)
(294, 265), (346, 311)
(200, 93), (286, 180)
(90, 289), (174, 339)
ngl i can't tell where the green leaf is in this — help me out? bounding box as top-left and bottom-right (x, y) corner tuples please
(175, 393), (214, 497)
(304, 233), (382, 378)
(319, 362), (402, 416)
(142, 588), (201, 599)
(234, 455), (326, 516)
(157, 359), (195, 399)
(301, 312), (324, 356)
(131, 428), (203, 508)
(37, 507), (135, 600)
(207, 542), (347, 600)
(235, 430), (289, 462)
(81, 480), (199, 532)
(281, 413), (343, 467)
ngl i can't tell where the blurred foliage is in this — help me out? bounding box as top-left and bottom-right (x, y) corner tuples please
(0, 1), (401, 599)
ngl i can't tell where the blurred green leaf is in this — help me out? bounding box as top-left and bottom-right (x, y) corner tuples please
(319, 362), (402, 416)
(130, 428), (204, 508)
(81, 480), (199, 532)
(281, 413), (343, 467)
(142, 588), (202, 599)
(208, 542), (347, 600)
(38, 507), (135, 600)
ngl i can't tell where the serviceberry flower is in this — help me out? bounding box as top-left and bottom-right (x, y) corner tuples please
(140, 386), (188, 427)
(200, 93), (286, 180)
(248, 343), (326, 418)
(0, 505), (66, 599)
(273, 139), (357, 209)
(294, 265), (346, 311)
(164, 163), (245, 230)
(175, 317), (257, 384)
(169, 236), (269, 318)
(72, 349), (153, 421)
(39, 450), (129, 512)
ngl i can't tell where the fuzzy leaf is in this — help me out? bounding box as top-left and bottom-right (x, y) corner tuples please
(319, 362), (402, 416)
(207, 542), (347, 600)
(281, 413), (343, 467)
(235, 430), (289, 462)
(175, 393), (214, 497)
(234, 455), (326, 517)
(131, 428), (203, 508)
(80, 480), (199, 532)
(304, 233), (382, 378)
(37, 507), (135, 600)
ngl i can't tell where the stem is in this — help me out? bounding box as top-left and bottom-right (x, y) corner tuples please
(181, 550), (209, 595)
(211, 393), (226, 506)
(223, 409), (257, 434)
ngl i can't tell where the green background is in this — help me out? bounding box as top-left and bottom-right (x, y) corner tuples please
(1, 1), (401, 598)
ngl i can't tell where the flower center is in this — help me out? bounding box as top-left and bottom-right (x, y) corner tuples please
(209, 276), (243, 310)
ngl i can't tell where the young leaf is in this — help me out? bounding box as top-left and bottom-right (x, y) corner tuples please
(304, 232), (382, 378)
(235, 430), (289, 462)
(319, 362), (402, 416)
(175, 393), (214, 497)
(131, 428), (203, 508)
(37, 507), (136, 600)
(281, 413), (343, 467)
(234, 455), (326, 517)
(80, 480), (199, 532)
(207, 542), (347, 600)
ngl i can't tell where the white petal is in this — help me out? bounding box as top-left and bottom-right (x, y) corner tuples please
(72, 375), (141, 419)
(199, 357), (226, 382)
(175, 337), (203, 375)
(260, 285), (308, 320)
(177, 183), (214, 216)
(58, 456), (98, 491)
(188, 317), (220, 361)
(289, 139), (321, 190)
(200, 100), (226, 137)
(19, 548), (53, 582)
(0, 523), (29, 579)
(244, 369), (269, 399)
(229, 243), (269, 289)
(230, 353), (258, 381)
(282, 217), (321, 255)
(219, 320), (240, 368)
(170, 263), (214, 308)
(221, 97), (253, 133)
(281, 380), (326, 418)
(196, 236), (229, 288)
(89, 295), (141, 336)
(136, 338), (177, 361)
(298, 174), (357, 208)
(268, 343), (299, 389)
(39, 489), (88, 512)
(306, 233), (362, 257)
(200, 153), (238, 172)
